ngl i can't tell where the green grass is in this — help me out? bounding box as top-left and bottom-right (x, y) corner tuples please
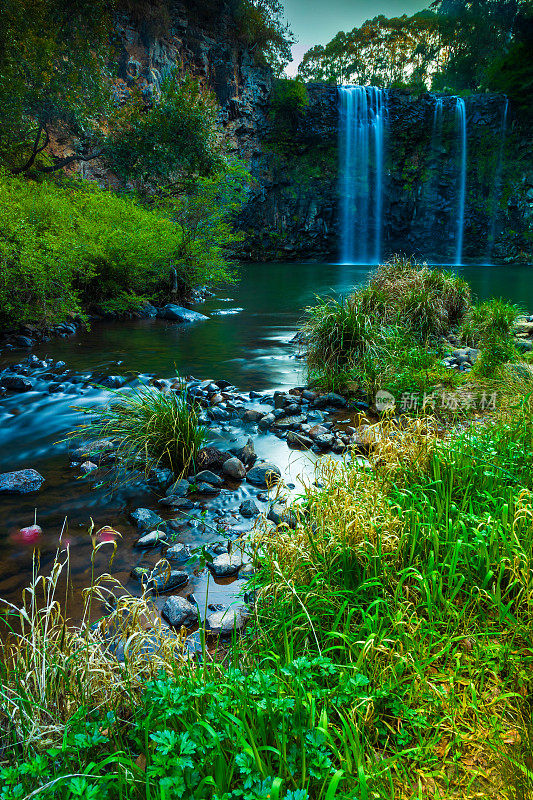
(75, 382), (206, 477)
(303, 257), (523, 401)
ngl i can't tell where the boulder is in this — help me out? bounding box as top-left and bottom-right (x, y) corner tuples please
(0, 375), (33, 392)
(222, 457), (246, 480)
(129, 508), (164, 530)
(196, 447), (232, 471)
(206, 607), (249, 636)
(246, 462), (281, 488)
(242, 409), (264, 423)
(165, 543), (191, 563)
(286, 431), (313, 449)
(165, 478), (190, 498)
(0, 469), (45, 494)
(157, 304), (208, 323)
(161, 596), (198, 628)
(208, 552), (242, 577)
(193, 470), (223, 487)
(135, 530), (167, 548)
(239, 499), (259, 518)
(258, 413), (275, 429)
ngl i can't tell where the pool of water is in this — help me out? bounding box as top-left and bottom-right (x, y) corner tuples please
(0, 261), (531, 618)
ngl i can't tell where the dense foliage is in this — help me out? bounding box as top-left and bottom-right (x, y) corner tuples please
(0, 171), (238, 327)
(298, 0), (533, 99)
(235, 0), (294, 74)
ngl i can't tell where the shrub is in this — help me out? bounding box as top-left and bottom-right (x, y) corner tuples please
(0, 171), (236, 328)
(76, 383), (206, 476)
(460, 298), (521, 376)
(269, 77), (309, 139)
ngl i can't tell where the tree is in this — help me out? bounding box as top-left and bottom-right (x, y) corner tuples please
(0, 0), (113, 174)
(235, 0), (294, 75)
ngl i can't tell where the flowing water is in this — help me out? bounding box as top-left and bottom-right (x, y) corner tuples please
(338, 86), (386, 265)
(1, 261), (532, 617)
(455, 97), (467, 266)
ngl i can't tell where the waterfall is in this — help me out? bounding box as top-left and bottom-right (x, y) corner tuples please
(425, 96), (444, 245)
(338, 86), (386, 264)
(486, 97), (509, 264)
(455, 97), (467, 266)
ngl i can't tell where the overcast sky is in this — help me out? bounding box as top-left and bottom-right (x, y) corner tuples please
(283, 0), (431, 74)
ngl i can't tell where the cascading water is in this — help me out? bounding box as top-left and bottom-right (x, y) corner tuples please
(455, 97), (467, 265)
(486, 97), (509, 263)
(424, 96), (444, 243)
(338, 86), (386, 264)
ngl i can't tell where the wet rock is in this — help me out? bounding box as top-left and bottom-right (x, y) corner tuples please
(238, 563), (256, 579)
(208, 552), (242, 577)
(246, 462), (281, 488)
(159, 496), (194, 510)
(135, 530), (167, 548)
(273, 414), (306, 430)
(193, 470), (223, 487)
(302, 389), (317, 401)
(129, 508), (164, 531)
(48, 383), (66, 393)
(161, 596), (198, 627)
(516, 339), (533, 353)
(131, 566), (189, 593)
(331, 438), (346, 454)
(240, 499), (259, 518)
(313, 392), (347, 409)
(286, 431), (313, 449)
(197, 446), (232, 471)
(157, 304), (208, 323)
(195, 481), (220, 496)
(313, 433), (335, 449)
(165, 543), (191, 563)
(0, 375), (33, 392)
(165, 478), (190, 498)
(101, 375), (126, 389)
(232, 437), (257, 466)
(0, 469), (45, 494)
(222, 457), (246, 480)
(258, 413), (275, 429)
(274, 392), (290, 409)
(15, 336), (34, 348)
(206, 607), (249, 636)
(210, 393), (224, 405)
(268, 503), (297, 528)
(242, 409), (264, 423)
(148, 467), (175, 490)
(80, 461), (98, 474)
(208, 407), (230, 421)
(352, 426), (380, 451)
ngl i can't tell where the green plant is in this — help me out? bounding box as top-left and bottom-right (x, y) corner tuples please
(269, 78), (309, 140)
(75, 383), (206, 477)
(460, 298), (522, 377)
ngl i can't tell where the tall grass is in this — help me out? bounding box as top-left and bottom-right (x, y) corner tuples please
(252, 398), (533, 798)
(75, 383), (206, 476)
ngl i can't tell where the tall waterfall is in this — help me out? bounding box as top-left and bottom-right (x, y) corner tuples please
(338, 86), (386, 264)
(455, 97), (467, 265)
(486, 97), (509, 263)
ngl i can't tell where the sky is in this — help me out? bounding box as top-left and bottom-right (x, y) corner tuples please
(283, 0), (431, 75)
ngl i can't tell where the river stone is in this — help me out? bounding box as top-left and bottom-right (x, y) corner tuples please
(165, 478), (190, 498)
(165, 543), (191, 563)
(233, 437), (257, 466)
(161, 596), (198, 628)
(222, 457), (246, 480)
(194, 481), (220, 496)
(240, 499), (259, 518)
(246, 462), (281, 488)
(133, 568), (189, 593)
(238, 563), (256, 579)
(159, 496), (195, 510)
(268, 503), (297, 528)
(157, 304), (208, 323)
(208, 552), (242, 577)
(193, 470), (223, 487)
(287, 431), (313, 449)
(258, 413), (275, 429)
(0, 375), (33, 392)
(101, 375), (126, 389)
(273, 414), (306, 430)
(148, 467), (175, 490)
(0, 469), (45, 494)
(516, 339), (533, 353)
(242, 409), (264, 423)
(314, 433), (335, 449)
(314, 392), (347, 409)
(129, 508), (164, 530)
(196, 447), (232, 471)
(208, 407), (230, 421)
(135, 530), (167, 548)
(206, 607), (249, 636)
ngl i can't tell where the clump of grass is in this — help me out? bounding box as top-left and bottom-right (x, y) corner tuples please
(76, 382), (206, 476)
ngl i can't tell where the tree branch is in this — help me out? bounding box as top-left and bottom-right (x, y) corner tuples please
(11, 124), (49, 175)
(37, 150), (103, 173)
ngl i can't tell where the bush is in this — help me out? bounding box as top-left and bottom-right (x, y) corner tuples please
(269, 78), (309, 139)
(460, 298), (521, 376)
(76, 383), (206, 476)
(0, 171), (236, 328)
(303, 257), (471, 393)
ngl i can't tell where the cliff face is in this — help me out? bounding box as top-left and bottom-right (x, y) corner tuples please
(239, 85), (533, 265)
(78, 3), (532, 265)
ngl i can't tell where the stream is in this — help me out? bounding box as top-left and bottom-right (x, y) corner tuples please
(1, 261), (532, 623)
